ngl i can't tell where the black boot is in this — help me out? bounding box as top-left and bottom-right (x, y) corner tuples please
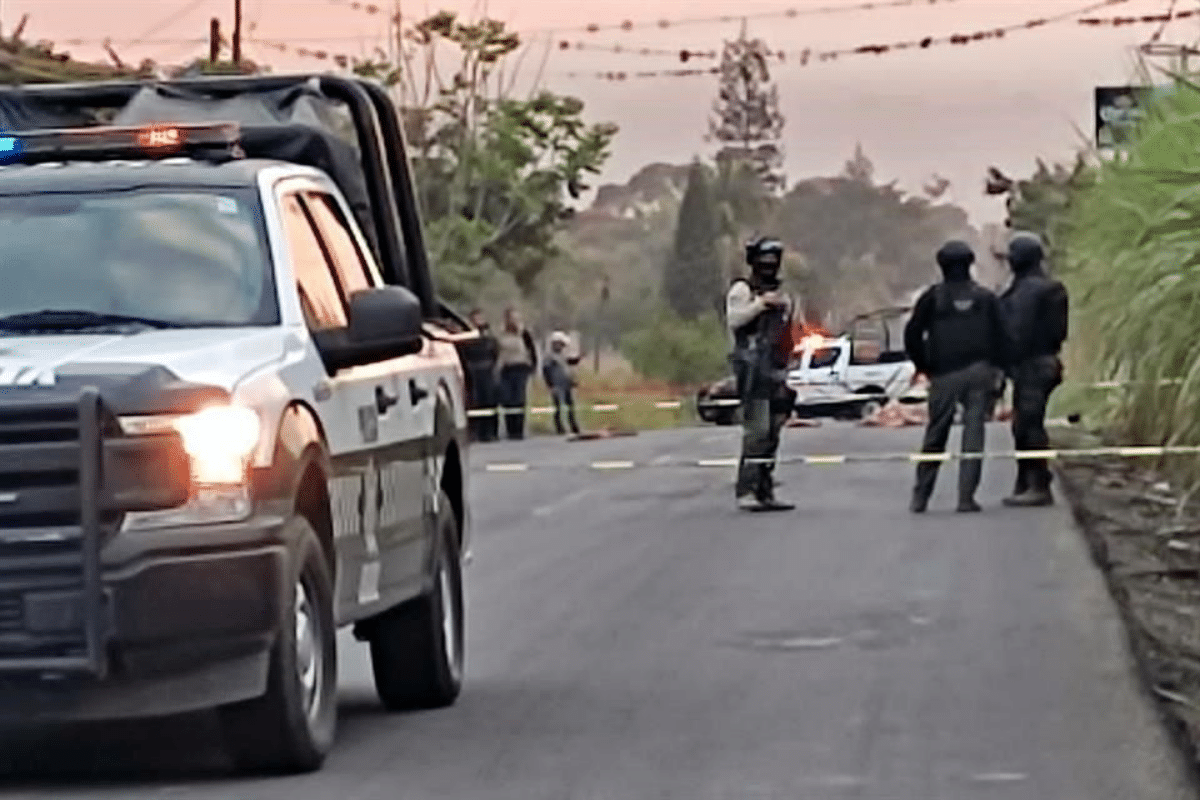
(957, 497), (982, 513)
(751, 493), (796, 512)
(1003, 462), (1030, 505)
(1003, 465), (1053, 507)
(742, 469), (794, 512)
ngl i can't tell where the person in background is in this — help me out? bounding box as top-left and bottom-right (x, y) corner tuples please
(904, 240), (1011, 514)
(542, 330), (582, 437)
(464, 308), (499, 442)
(495, 307), (538, 440)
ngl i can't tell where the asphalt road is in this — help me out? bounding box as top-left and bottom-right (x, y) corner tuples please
(0, 423), (1194, 799)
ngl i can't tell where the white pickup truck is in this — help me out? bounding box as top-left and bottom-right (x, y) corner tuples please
(786, 334), (920, 420)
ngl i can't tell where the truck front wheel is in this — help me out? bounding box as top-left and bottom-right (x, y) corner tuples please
(367, 489), (464, 711)
(219, 516), (337, 774)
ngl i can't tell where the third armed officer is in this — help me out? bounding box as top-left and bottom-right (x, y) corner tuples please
(904, 240), (1011, 513)
(727, 237), (796, 512)
(1000, 232), (1069, 507)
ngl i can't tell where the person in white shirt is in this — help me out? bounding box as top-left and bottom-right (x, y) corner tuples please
(727, 237), (796, 512)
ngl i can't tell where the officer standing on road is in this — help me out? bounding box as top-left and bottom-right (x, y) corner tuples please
(904, 240), (1011, 513)
(728, 237), (796, 512)
(1000, 232), (1069, 507)
(464, 308), (500, 442)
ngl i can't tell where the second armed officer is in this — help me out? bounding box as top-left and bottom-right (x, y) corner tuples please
(727, 237), (797, 512)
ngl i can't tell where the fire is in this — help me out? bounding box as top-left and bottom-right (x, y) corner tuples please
(790, 321), (835, 355)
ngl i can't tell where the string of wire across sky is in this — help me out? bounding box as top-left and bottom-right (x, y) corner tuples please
(236, 0), (1186, 79)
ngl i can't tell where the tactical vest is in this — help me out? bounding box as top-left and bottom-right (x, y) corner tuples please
(925, 282), (993, 373)
(729, 278), (792, 396)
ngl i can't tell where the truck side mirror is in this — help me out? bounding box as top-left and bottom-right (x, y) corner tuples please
(315, 285), (424, 372)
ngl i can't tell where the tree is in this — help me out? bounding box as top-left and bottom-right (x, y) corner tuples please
(842, 143), (874, 184)
(663, 160), (725, 320)
(707, 22), (785, 195)
(768, 145), (976, 326)
(999, 157), (1092, 268)
(0, 17), (157, 83)
(353, 11), (618, 303)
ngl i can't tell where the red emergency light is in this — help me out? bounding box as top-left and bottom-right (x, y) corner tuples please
(0, 121), (243, 166)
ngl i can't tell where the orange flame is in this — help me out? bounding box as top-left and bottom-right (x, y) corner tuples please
(790, 321), (836, 355)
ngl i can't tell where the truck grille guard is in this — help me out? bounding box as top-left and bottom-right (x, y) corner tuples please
(0, 388), (188, 677)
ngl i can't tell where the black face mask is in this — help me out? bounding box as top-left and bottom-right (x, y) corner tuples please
(751, 263), (780, 290)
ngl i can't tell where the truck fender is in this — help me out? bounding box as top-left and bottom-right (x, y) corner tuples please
(418, 380), (468, 591)
(251, 402), (333, 556)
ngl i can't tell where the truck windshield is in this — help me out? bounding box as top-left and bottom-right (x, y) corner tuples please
(0, 187), (276, 329)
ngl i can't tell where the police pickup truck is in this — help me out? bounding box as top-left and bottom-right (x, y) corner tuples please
(787, 334), (918, 420)
(0, 75), (472, 774)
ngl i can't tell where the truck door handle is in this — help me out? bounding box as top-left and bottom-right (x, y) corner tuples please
(375, 385), (399, 414)
(409, 380), (429, 406)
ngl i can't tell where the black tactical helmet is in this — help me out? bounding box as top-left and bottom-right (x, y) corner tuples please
(745, 236), (784, 274)
(1007, 232), (1045, 273)
(936, 240), (975, 281)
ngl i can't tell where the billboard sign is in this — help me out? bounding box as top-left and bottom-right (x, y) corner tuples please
(1095, 84), (1177, 148)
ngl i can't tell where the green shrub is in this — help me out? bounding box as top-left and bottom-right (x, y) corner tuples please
(619, 311), (730, 388)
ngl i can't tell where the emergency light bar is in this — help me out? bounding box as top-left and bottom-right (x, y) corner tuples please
(0, 121), (244, 166)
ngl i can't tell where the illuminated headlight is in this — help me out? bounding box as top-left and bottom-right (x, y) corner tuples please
(120, 405), (262, 530)
(172, 405), (261, 485)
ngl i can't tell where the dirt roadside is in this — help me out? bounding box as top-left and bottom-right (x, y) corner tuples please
(1056, 436), (1200, 788)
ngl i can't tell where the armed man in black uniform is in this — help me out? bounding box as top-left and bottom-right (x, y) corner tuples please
(904, 240), (1011, 513)
(728, 237), (796, 512)
(1000, 232), (1069, 507)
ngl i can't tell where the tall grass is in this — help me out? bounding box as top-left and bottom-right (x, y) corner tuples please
(1064, 76), (1200, 482)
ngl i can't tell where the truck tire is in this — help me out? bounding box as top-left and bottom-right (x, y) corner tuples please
(219, 515), (337, 774)
(368, 489), (464, 711)
(859, 399), (882, 420)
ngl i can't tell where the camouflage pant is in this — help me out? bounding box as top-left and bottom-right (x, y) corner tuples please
(736, 395), (787, 499)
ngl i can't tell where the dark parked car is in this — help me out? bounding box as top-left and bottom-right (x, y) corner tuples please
(696, 376), (739, 425)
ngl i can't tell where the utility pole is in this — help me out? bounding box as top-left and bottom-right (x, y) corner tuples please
(593, 275), (609, 374)
(232, 0), (242, 66)
(209, 18), (221, 63)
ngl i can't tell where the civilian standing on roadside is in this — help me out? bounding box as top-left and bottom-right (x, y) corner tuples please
(904, 240), (1012, 514)
(496, 307), (538, 440)
(542, 330), (582, 437)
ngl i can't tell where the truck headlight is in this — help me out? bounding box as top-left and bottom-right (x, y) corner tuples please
(119, 405), (262, 530)
(173, 405), (261, 485)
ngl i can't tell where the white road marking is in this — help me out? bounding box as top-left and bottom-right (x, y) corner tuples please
(532, 487), (598, 517)
(970, 772), (1028, 783)
(750, 636), (844, 650)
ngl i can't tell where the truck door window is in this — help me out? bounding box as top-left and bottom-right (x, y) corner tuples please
(280, 193), (348, 330)
(303, 191), (375, 296)
(810, 348), (840, 369)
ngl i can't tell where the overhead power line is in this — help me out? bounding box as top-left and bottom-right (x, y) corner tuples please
(247, 0), (1156, 76)
(1148, 0), (1181, 42)
(564, 1), (1175, 79)
(322, 0), (982, 34)
(560, 1), (1195, 63)
(128, 0), (210, 46)
(57, 34), (384, 47)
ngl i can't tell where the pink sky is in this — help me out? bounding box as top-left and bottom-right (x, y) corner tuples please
(3, 0), (1188, 222)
